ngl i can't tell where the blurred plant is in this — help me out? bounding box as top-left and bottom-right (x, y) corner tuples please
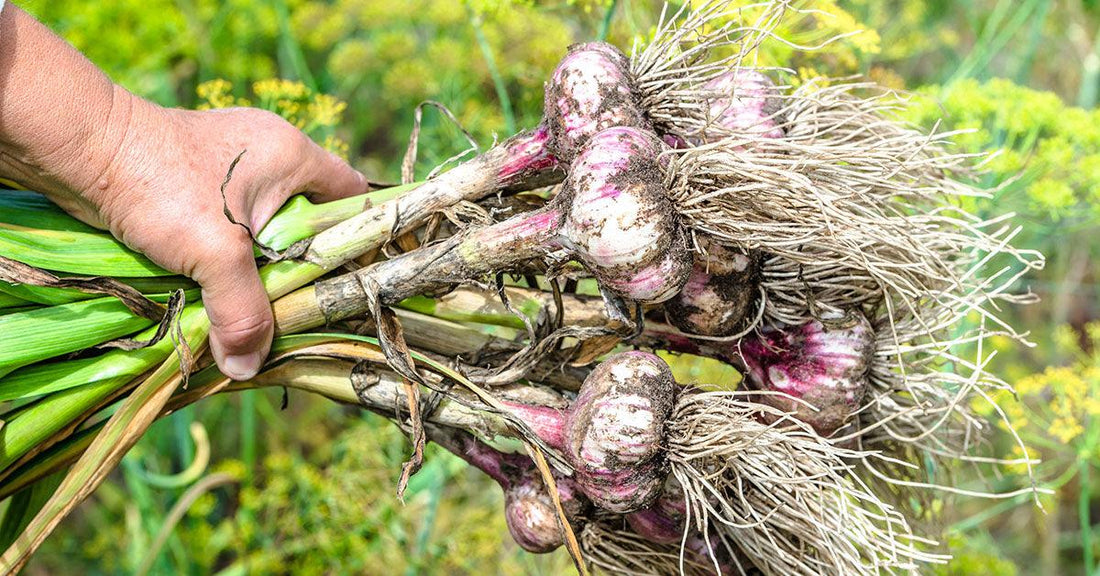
(26, 0), (282, 106)
(902, 78), (1099, 338)
(770, 0), (881, 73)
(931, 534), (1019, 576)
(905, 78), (1100, 221)
(33, 410), (570, 574)
(29, 0), (883, 178)
(897, 74), (1100, 575)
(966, 323), (1100, 574)
(843, 0), (1100, 107)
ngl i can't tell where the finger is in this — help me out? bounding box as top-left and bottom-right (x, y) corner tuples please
(192, 241), (274, 381)
(248, 142), (367, 233)
(298, 140), (367, 202)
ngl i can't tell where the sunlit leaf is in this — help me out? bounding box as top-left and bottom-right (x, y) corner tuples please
(0, 298), (154, 378)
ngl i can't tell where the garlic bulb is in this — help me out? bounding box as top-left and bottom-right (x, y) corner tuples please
(739, 312), (874, 436)
(545, 42), (648, 160)
(665, 240), (759, 336)
(564, 350), (677, 513)
(562, 126), (691, 304)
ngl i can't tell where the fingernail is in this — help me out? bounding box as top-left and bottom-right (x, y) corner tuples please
(223, 351), (264, 381)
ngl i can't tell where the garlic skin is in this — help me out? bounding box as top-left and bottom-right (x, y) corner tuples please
(494, 123), (561, 187)
(601, 229), (693, 304)
(665, 241), (759, 336)
(625, 491), (688, 545)
(699, 69), (786, 141)
(563, 127), (668, 271)
(504, 481), (563, 553)
(739, 312), (875, 436)
(545, 42), (649, 160)
(504, 475), (588, 554)
(565, 351), (677, 513)
(562, 126), (690, 304)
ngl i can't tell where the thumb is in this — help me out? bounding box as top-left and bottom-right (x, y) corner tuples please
(193, 242), (274, 381)
(250, 142), (367, 233)
(299, 140), (368, 202)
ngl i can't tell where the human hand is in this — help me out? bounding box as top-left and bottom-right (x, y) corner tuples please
(0, 6), (366, 379)
(30, 90), (366, 379)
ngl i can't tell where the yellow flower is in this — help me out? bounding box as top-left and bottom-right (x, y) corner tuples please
(253, 78), (310, 102)
(813, 0), (881, 55)
(1087, 322), (1100, 348)
(322, 135), (350, 159)
(197, 79), (237, 109)
(1049, 415), (1084, 444)
(868, 66), (904, 91)
(1083, 396), (1100, 417)
(996, 397), (1028, 432)
(197, 78), (231, 101)
(307, 94), (347, 128)
(1007, 444), (1040, 475)
(1013, 373), (1044, 397)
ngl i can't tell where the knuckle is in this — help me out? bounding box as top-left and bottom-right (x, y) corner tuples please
(210, 308), (273, 345)
(188, 240), (254, 282)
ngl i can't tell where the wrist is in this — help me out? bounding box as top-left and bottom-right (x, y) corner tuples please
(58, 84), (141, 194)
(0, 7), (164, 214)
(76, 86), (157, 197)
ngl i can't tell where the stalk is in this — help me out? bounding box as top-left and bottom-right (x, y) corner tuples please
(0, 304), (208, 474)
(397, 285), (613, 332)
(299, 125), (690, 334)
(0, 358), (530, 503)
(0, 185), (412, 307)
(0, 298), (154, 378)
(271, 298), (589, 391)
(0, 292), (29, 309)
(0, 314), (211, 573)
(0, 179), (452, 470)
(0, 423), (102, 502)
(257, 183), (418, 250)
(313, 206), (565, 324)
(0, 276), (197, 307)
(0, 185), (416, 384)
(303, 126), (560, 270)
(239, 359), (529, 437)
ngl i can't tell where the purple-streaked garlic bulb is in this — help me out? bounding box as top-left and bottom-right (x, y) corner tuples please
(493, 353), (677, 514)
(429, 426), (588, 553)
(545, 42), (649, 160)
(664, 69), (786, 149)
(563, 126), (691, 304)
(739, 311), (875, 436)
(625, 491), (688, 545)
(505, 475), (588, 553)
(700, 69), (786, 141)
(664, 240), (759, 336)
(564, 350), (677, 513)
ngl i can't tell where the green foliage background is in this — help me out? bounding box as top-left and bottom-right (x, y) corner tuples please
(11, 0), (1100, 573)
